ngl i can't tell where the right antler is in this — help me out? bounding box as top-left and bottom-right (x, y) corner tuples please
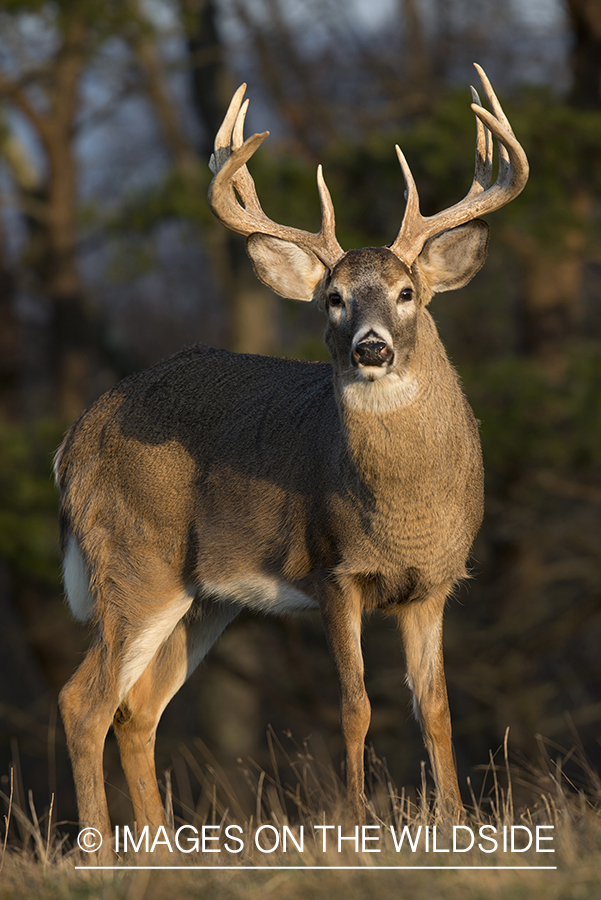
(208, 85), (344, 269)
(389, 64), (529, 266)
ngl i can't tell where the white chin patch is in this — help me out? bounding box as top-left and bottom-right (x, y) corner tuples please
(340, 370), (419, 413)
(356, 365), (388, 382)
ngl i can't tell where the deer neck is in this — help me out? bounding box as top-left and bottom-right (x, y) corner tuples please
(332, 317), (463, 493)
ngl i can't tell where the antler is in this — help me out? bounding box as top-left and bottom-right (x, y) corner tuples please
(209, 68), (528, 272)
(389, 63), (529, 267)
(208, 85), (344, 268)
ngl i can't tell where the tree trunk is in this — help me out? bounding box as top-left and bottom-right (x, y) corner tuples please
(182, 0), (282, 354)
(505, 191), (591, 370)
(567, 0), (601, 106)
(519, 247), (585, 367)
(0, 214), (20, 422)
(44, 131), (94, 421)
(183, 0), (232, 160)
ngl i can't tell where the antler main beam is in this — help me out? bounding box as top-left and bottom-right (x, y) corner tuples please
(208, 84), (344, 269)
(389, 63), (529, 266)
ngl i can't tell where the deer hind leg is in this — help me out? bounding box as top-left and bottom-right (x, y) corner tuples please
(59, 562), (195, 854)
(59, 640), (121, 847)
(319, 581), (371, 824)
(397, 583), (463, 820)
(113, 622), (189, 836)
(113, 596), (240, 834)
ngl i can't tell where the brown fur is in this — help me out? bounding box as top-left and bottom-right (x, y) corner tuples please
(57, 228), (487, 858)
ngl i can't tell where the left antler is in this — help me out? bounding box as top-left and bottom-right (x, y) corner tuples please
(389, 63), (529, 267)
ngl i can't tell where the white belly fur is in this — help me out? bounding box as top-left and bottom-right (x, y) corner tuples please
(201, 575), (318, 614)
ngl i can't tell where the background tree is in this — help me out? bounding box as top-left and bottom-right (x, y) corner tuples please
(567, 0), (601, 106)
(0, 3), (118, 420)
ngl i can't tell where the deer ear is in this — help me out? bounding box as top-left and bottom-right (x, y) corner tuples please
(416, 220), (489, 294)
(246, 233), (326, 302)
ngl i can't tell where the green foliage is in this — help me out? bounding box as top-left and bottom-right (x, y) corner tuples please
(103, 168), (214, 284)
(0, 420), (61, 586)
(462, 344), (601, 488)
(109, 168), (214, 237)
(494, 90), (601, 249)
(0, 0), (47, 12)
(252, 87), (601, 256)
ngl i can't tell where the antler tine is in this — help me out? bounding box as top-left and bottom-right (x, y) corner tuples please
(228, 98), (264, 217)
(209, 83), (247, 176)
(317, 165), (341, 250)
(208, 86), (344, 268)
(231, 98), (247, 150)
(473, 63), (511, 181)
(392, 144), (423, 252)
(467, 86), (493, 198)
(389, 64), (529, 267)
(209, 85), (269, 223)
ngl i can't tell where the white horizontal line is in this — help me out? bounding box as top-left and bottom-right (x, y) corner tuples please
(75, 865), (558, 871)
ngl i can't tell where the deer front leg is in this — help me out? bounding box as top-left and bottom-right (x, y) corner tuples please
(319, 582), (370, 824)
(397, 583), (463, 820)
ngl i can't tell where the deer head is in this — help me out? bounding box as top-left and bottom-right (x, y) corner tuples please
(208, 66), (528, 406)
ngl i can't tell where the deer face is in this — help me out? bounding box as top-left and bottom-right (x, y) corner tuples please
(319, 247), (418, 381)
(246, 221), (489, 411)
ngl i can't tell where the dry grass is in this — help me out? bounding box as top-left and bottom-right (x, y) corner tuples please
(1, 730), (601, 899)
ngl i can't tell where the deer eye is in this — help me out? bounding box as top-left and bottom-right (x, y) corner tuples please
(399, 288), (413, 303)
(328, 292), (343, 308)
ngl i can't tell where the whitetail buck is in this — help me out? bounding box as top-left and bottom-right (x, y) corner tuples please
(57, 64), (528, 854)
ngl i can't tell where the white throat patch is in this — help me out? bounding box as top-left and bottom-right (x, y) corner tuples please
(340, 370), (419, 413)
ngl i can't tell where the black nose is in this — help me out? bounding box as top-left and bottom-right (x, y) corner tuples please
(352, 339), (394, 368)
